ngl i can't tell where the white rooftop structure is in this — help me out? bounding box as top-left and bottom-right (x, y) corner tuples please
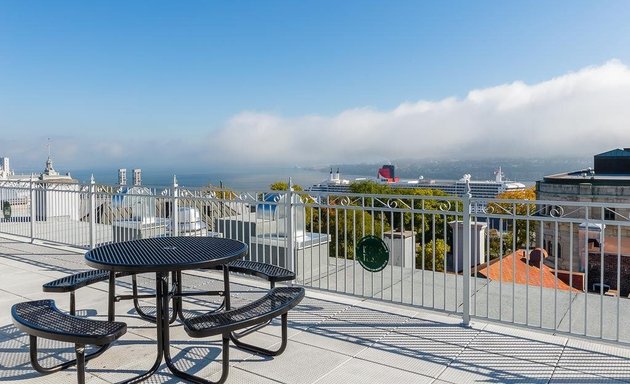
(0, 155), (75, 182)
(0, 157), (11, 179)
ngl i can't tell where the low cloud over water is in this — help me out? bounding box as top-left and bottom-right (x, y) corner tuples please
(7, 60), (630, 170)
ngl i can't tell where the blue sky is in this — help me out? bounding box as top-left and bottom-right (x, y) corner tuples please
(1, 1), (630, 170)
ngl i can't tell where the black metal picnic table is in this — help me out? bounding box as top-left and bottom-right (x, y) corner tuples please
(85, 236), (248, 383)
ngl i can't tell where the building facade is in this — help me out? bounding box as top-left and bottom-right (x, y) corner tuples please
(536, 149), (630, 278)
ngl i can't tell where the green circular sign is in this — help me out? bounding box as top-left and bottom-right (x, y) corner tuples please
(356, 235), (389, 272)
(2, 201), (10, 220)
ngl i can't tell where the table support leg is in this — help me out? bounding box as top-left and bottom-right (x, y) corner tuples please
(175, 270), (185, 321)
(164, 336), (230, 384)
(131, 273), (178, 324)
(223, 266), (231, 311)
(175, 270), (227, 320)
(118, 272), (167, 384)
(108, 272), (116, 322)
(162, 269), (231, 384)
(170, 271), (182, 323)
(131, 274), (155, 322)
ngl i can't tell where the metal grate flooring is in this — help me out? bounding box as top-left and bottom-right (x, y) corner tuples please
(2, 237), (630, 383)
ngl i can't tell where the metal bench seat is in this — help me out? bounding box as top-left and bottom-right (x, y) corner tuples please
(43, 270), (134, 316)
(176, 260), (296, 320)
(184, 286), (304, 338)
(214, 260), (295, 287)
(180, 287), (304, 384)
(43, 269), (112, 293)
(11, 300), (127, 384)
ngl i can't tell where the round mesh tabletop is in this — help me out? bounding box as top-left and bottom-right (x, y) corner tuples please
(85, 237), (248, 273)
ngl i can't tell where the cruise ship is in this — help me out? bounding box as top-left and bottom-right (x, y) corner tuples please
(309, 165), (526, 199)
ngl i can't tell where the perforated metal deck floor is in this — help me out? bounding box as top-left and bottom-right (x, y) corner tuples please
(1, 237), (630, 383)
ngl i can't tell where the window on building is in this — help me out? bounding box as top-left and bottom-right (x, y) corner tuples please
(544, 240), (562, 259)
(539, 205), (548, 216)
(604, 207), (617, 221)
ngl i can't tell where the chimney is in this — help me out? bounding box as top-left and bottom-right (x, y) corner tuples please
(527, 248), (548, 267)
(133, 168), (142, 186)
(118, 169), (127, 185)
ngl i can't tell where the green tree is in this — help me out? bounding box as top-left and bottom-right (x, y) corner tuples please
(329, 208), (386, 259)
(389, 187), (456, 240)
(418, 238), (450, 272)
(305, 198), (388, 260)
(349, 180), (392, 195)
(349, 181), (461, 270)
(488, 229), (514, 259)
(488, 187), (537, 252)
(350, 181), (455, 241)
(269, 181), (303, 191)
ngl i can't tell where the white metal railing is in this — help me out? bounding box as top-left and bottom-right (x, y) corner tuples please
(1, 178), (630, 344)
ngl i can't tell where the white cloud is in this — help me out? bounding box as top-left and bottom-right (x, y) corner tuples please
(6, 60), (630, 171)
(205, 59), (630, 165)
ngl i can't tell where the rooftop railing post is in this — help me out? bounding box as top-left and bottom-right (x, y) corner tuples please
(462, 179), (472, 327)
(172, 176), (179, 237)
(286, 178), (295, 274)
(29, 175), (35, 243)
(219, 181), (224, 218)
(89, 175), (96, 249)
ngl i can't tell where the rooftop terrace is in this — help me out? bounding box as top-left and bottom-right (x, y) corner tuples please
(2, 237), (630, 383)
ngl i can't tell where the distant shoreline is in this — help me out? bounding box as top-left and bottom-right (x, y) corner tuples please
(8, 157), (586, 191)
(65, 168), (338, 190)
(62, 168), (539, 191)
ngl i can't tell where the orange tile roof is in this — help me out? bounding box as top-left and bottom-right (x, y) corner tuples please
(477, 250), (576, 291)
